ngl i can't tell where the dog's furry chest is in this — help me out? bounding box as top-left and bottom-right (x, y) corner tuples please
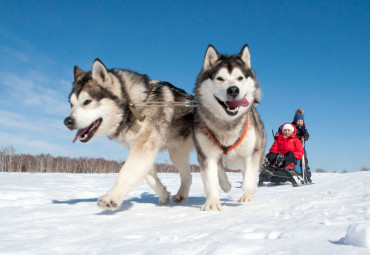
(222, 154), (244, 170)
(220, 130), (256, 170)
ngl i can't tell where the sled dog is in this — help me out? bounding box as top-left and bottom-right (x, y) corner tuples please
(193, 45), (266, 211)
(64, 59), (194, 211)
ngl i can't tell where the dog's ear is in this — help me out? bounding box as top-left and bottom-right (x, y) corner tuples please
(92, 59), (111, 85)
(203, 45), (219, 70)
(74, 66), (85, 80)
(239, 44), (251, 68)
(253, 86), (262, 106)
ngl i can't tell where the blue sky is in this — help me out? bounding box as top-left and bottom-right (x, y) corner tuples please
(0, 0), (369, 172)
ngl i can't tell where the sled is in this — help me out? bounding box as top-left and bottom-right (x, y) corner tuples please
(260, 132), (312, 187)
(259, 160), (311, 187)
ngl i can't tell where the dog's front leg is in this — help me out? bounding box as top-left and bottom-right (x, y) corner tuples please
(169, 146), (192, 204)
(145, 169), (170, 205)
(217, 160), (231, 193)
(200, 157), (222, 211)
(239, 154), (260, 203)
(98, 146), (159, 211)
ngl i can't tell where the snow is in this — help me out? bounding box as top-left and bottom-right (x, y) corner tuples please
(0, 171), (369, 254)
(339, 224), (370, 248)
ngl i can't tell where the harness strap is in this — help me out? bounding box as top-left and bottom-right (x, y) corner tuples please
(202, 115), (249, 155)
(126, 81), (161, 122)
(128, 105), (146, 122)
(127, 81), (159, 122)
(121, 82), (147, 122)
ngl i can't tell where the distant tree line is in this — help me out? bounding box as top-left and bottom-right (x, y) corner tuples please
(2, 147), (368, 174)
(0, 146), (200, 173)
(315, 167), (369, 173)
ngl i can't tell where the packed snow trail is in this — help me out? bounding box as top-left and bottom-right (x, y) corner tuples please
(0, 172), (369, 254)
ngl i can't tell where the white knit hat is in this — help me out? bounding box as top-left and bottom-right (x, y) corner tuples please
(282, 123), (294, 132)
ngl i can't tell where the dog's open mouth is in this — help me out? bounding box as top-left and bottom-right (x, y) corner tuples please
(72, 118), (102, 143)
(214, 96), (249, 116)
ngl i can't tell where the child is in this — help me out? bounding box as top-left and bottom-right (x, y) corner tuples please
(266, 123), (304, 169)
(292, 108), (312, 182)
(292, 108), (309, 142)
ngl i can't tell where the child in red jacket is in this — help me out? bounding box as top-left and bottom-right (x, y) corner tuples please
(266, 123), (304, 169)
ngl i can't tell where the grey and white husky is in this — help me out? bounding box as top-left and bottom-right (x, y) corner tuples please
(194, 45), (266, 211)
(64, 59), (194, 211)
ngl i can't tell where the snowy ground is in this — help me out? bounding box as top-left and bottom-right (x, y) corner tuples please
(0, 171), (369, 255)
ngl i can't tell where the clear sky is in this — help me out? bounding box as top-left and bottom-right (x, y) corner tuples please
(0, 0), (369, 172)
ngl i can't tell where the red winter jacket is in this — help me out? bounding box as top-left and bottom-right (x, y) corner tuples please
(269, 122), (304, 160)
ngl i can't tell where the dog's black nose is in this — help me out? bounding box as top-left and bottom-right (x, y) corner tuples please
(64, 117), (75, 130)
(227, 86), (239, 97)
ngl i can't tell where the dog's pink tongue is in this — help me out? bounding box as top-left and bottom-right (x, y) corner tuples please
(226, 98), (249, 108)
(72, 127), (89, 143)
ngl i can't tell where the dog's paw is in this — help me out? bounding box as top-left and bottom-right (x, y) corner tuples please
(97, 195), (121, 211)
(158, 192), (170, 205)
(201, 198), (222, 211)
(239, 193), (254, 203)
(172, 194), (188, 204)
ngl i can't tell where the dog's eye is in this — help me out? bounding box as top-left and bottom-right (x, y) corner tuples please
(216, 77), (224, 81)
(83, 100), (92, 106)
(70, 103), (73, 108)
(237, 76), (243, 81)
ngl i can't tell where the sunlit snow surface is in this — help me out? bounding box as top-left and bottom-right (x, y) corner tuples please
(1, 172), (369, 254)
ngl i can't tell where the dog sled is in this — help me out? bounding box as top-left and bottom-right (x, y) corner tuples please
(259, 158), (311, 187)
(259, 129), (312, 187)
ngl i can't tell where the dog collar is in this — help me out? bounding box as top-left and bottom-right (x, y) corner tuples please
(202, 115), (249, 155)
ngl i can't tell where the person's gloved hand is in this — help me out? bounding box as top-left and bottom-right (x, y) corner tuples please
(276, 153), (285, 168)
